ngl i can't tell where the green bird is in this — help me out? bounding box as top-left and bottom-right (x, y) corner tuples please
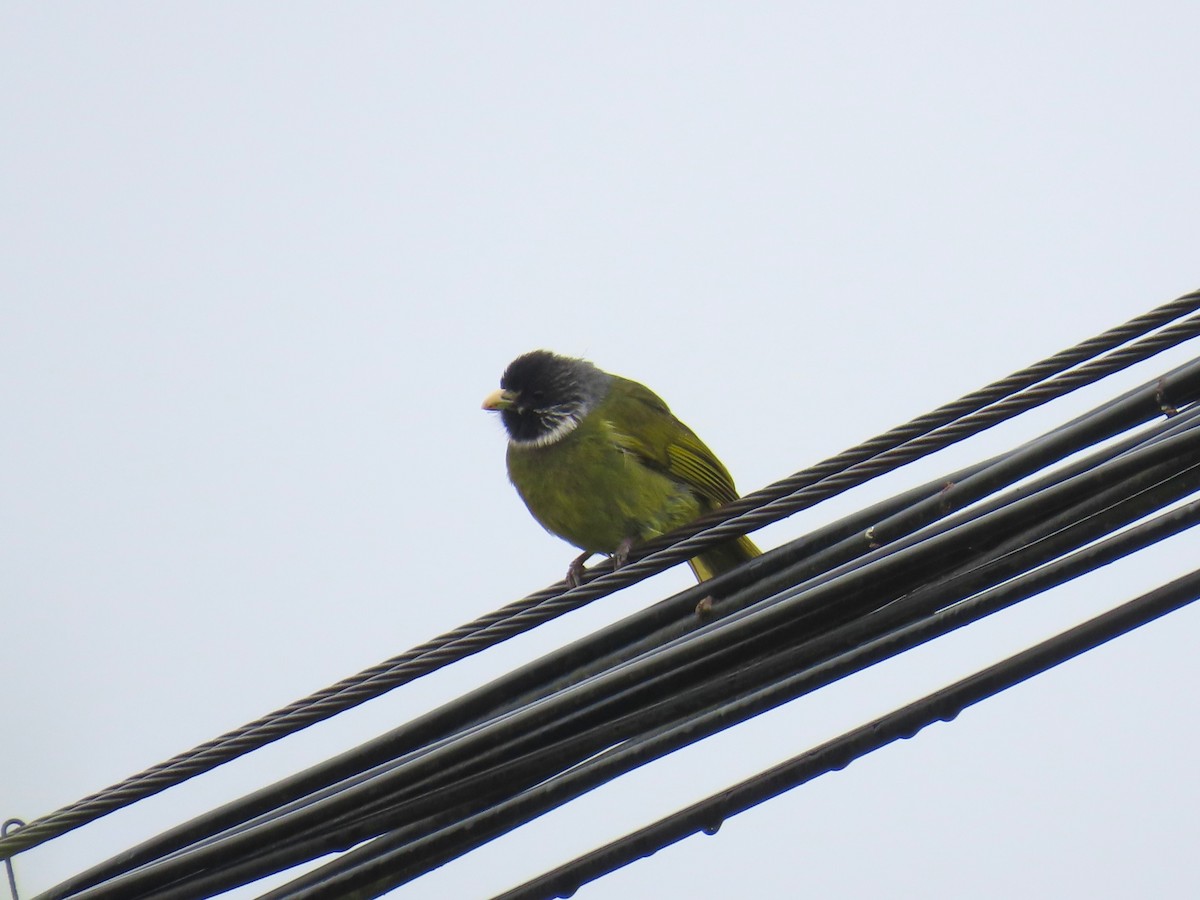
(483, 350), (760, 585)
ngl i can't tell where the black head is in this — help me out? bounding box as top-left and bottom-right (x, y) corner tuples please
(485, 350), (611, 445)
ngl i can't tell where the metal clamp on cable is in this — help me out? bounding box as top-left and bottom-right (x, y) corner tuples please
(2, 819), (25, 900)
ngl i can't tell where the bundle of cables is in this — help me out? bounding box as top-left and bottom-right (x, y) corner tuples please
(4, 290), (1200, 899)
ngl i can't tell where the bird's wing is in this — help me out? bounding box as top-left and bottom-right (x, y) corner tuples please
(604, 376), (740, 506)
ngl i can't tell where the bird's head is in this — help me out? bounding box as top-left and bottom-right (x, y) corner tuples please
(483, 350), (611, 446)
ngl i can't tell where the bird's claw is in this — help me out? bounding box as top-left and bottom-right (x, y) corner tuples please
(566, 539), (634, 586)
(611, 537), (634, 572)
(567, 551), (593, 588)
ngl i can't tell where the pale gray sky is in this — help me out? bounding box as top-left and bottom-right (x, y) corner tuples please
(3, 4), (1199, 898)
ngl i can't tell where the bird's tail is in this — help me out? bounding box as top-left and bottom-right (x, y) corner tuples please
(687, 534), (760, 582)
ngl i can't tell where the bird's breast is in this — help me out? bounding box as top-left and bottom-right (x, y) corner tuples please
(505, 424), (701, 554)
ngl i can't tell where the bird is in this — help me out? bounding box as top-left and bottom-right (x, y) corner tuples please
(483, 349), (760, 586)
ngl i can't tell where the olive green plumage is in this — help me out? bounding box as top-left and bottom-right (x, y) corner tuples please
(484, 350), (759, 583)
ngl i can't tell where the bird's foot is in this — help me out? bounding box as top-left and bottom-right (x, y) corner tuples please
(611, 537), (635, 572)
(566, 551), (593, 588)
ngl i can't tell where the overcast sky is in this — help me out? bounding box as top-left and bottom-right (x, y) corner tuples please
(3, 4), (1199, 898)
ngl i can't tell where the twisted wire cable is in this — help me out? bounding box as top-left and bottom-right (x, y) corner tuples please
(3, 289), (1198, 860)
(57, 435), (1200, 900)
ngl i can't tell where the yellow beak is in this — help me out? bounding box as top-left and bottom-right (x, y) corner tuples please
(482, 388), (518, 411)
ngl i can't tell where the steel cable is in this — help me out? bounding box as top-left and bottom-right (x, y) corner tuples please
(4, 289), (1199, 864)
(52, 415), (1200, 899)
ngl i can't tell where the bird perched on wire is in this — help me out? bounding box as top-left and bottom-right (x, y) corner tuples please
(483, 350), (760, 586)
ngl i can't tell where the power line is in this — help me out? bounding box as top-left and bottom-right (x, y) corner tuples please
(5, 291), (1200, 900)
(493, 566), (1200, 900)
